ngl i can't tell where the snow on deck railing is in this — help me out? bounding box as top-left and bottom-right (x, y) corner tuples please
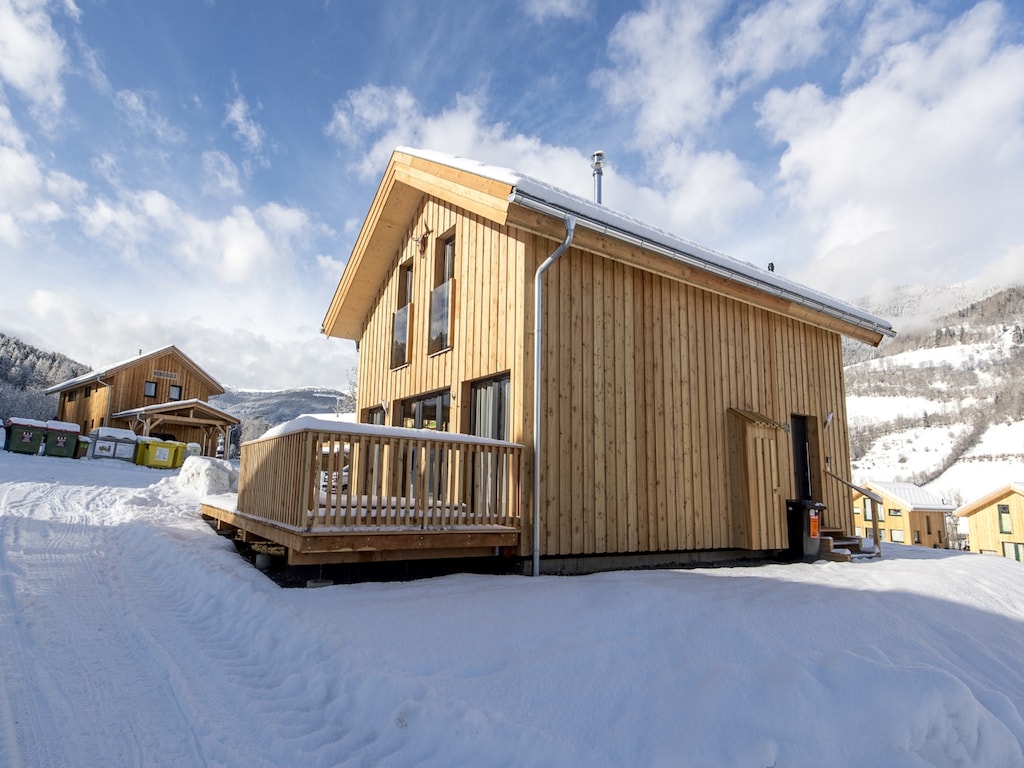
(237, 424), (522, 532)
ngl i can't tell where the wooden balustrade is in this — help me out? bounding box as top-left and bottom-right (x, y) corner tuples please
(237, 425), (522, 533)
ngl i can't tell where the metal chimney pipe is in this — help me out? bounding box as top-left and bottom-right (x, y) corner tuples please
(591, 150), (605, 204)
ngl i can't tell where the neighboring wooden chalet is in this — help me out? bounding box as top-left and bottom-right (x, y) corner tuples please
(203, 147), (895, 572)
(851, 481), (954, 548)
(957, 483), (1024, 561)
(44, 346), (238, 456)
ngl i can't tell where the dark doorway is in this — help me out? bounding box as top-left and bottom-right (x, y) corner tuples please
(791, 415), (812, 500)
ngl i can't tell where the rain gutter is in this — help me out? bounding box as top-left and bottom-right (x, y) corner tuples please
(529, 213), (576, 577)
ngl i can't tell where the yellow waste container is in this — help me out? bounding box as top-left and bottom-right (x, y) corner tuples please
(134, 438), (179, 469)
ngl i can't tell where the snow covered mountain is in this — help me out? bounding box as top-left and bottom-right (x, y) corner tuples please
(845, 283), (1024, 506)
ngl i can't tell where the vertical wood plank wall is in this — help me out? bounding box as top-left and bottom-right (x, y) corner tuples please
(355, 194), (857, 559)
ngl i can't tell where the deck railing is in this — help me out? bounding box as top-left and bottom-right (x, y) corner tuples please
(237, 423), (522, 532)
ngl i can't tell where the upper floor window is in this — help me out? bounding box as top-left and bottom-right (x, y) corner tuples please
(144, 381), (157, 398)
(428, 234), (455, 355)
(67, 390), (77, 402)
(999, 504), (1012, 534)
(888, 508), (902, 516)
(391, 261), (414, 369)
(169, 385), (182, 401)
(84, 386), (91, 399)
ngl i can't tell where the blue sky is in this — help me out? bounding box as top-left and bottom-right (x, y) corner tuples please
(1, 0), (1022, 390)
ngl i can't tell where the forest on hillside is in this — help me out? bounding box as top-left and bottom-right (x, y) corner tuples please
(0, 334), (89, 421)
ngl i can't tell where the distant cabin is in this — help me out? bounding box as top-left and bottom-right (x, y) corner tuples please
(851, 481), (954, 548)
(957, 483), (1024, 561)
(44, 346), (238, 456)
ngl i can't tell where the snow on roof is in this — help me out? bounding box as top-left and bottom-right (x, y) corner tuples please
(43, 345), (223, 394)
(259, 414), (520, 448)
(398, 147), (895, 340)
(113, 399), (238, 422)
(866, 481), (956, 511)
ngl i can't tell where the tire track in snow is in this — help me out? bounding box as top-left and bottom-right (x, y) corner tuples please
(0, 479), (209, 767)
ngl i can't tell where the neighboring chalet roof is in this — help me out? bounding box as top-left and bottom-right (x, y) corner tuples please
(956, 482), (1024, 518)
(113, 399), (239, 425)
(43, 345), (225, 396)
(322, 147), (896, 347)
(861, 481), (956, 512)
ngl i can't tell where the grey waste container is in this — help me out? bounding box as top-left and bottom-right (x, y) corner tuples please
(786, 499), (825, 561)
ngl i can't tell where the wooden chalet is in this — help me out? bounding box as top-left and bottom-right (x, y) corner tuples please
(851, 481), (954, 548)
(45, 346), (238, 456)
(202, 147), (895, 573)
(956, 483), (1024, 561)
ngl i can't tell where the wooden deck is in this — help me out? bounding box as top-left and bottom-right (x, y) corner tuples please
(201, 422), (523, 565)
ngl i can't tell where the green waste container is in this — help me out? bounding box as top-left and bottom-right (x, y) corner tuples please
(4, 418), (47, 455)
(135, 438), (179, 469)
(43, 421), (81, 458)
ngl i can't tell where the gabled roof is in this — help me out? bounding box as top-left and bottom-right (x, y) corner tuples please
(322, 147), (896, 346)
(858, 481), (955, 512)
(43, 346), (224, 396)
(113, 398), (239, 424)
(956, 482), (1024, 518)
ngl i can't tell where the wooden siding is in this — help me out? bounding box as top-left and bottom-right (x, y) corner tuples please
(963, 491), (1024, 556)
(353, 193), (859, 560)
(536, 247), (854, 556)
(356, 197), (529, 441)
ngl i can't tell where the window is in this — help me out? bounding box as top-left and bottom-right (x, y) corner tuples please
(891, 529), (905, 543)
(68, 390), (77, 402)
(926, 516), (932, 535)
(470, 375), (510, 441)
(428, 234), (455, 355)
(1002, 542), (1024, 562)
(999, 504), (1012, 534)
(84, 387), (91, 399)
(864, 501), (873, 522)
(401, 390), (450, 431)
(877, 507), (885, 522)
(391, 262), (414, 369)
(144, 381), (157, 398)
(914, 530), (921, 544)
(169, 385), (182, 401)
(889, 507), (902, 517)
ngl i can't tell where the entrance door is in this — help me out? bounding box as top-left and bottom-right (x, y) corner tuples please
(791, 415), (813, 500)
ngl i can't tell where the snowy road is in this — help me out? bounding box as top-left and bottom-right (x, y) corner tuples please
(2, 450), (1024, 767)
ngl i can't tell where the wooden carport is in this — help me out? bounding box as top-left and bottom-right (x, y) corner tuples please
(114, 399), (238, 457)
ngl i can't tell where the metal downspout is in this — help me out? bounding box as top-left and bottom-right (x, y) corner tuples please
(532, 215), (576, 576)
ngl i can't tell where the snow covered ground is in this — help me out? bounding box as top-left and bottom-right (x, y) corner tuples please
(2, 450), (1024, 767)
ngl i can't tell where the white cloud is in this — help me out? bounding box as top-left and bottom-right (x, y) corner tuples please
(593, 0), (727, 146)
(0, 143), (71, 244)
(721, 0), (835, 84)
(115, 89), (185, 143)
(224, 87), (267, 165)
(202, 150), (241, 196)
(523, 0), (591, 22)
(0, 0), (68, 120)
(757, 1), (1024, 297)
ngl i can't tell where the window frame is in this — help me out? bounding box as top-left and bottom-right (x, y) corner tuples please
(428, 231), (456, 355)
(169, 385), (182, 401)
(391, 260), (415, 370)
(999, 504), (1012, 534)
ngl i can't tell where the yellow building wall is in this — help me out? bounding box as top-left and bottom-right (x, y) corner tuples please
(965, 492), (1024, 559)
